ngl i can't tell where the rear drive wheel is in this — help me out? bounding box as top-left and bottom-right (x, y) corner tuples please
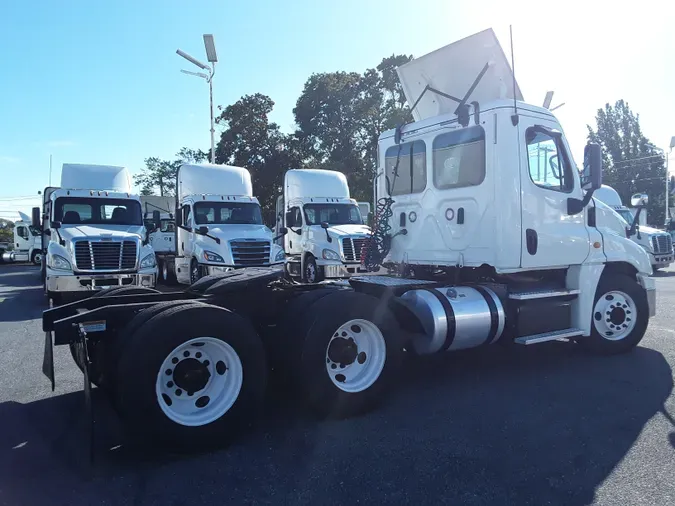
(296, 290), (404, 418)
(580, 273), (649, 354)
(69, 286), (159, 386)
(115, 303), (267, 451)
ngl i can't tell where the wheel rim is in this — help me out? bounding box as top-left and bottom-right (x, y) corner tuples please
(325, 318), (386, 393)
(593, 290), (637, 341)
(34, 253), (42, 264)
(306, 262), (316, 283)
(163, 263), (169, 280)
(191, 263), (199, 283)
(155, 336), (243, 427)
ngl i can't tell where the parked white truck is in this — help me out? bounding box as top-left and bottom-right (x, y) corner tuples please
(32, 164), (158, 303)
(594, 185), (673, 270)
(166, 163), (286, 285)
(41, 28), (656, 453)
(274, 169), (371, 282)
(141, 196), (177, 282)
(0, 212), (43, 264)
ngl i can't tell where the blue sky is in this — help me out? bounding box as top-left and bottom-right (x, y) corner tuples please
(1, 0), (674, 219)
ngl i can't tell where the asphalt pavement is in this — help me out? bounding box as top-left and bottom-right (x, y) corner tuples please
(0, 264), (674, 506)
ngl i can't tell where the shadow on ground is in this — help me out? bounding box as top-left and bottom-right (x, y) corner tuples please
(0, 343), (671, 506)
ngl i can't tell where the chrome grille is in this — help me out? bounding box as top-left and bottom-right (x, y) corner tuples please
(230, 239), (270, 267)
(74, 240), (137, 271)
(651, 234), (673, 254)
(342, 237), (367, 262)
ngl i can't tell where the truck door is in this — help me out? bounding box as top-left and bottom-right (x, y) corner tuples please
(519, 119), (590, 268)
(15, 225), (31, 252)
(178, 204), (194, 259)
(274, 195), (284, 246)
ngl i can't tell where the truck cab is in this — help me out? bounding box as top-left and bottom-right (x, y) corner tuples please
(33, 164), (157, 302)
(172, 163), (285, 285)
(274, 169), (371, 282)
(594, 185), (673, 270)
(13, 212), (43, 264)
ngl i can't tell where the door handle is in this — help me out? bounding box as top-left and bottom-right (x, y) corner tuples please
(526, 229), (538, 255)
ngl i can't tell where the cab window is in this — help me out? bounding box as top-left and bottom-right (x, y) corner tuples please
(433, 126), (485, 189)
(526, 128), (573, 192)
(16, 226), (28, 240)
(384, 140), (426, 196)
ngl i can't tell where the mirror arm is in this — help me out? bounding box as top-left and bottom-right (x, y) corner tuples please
(627, 206), (644, 238)
(567, 188), (596, 216)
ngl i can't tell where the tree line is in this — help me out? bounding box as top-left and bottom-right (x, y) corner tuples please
(136, 54), (667, 227)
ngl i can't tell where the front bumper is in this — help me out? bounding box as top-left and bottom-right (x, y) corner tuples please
(637, 272), (657, 317)
(46, 270), (157, 293)
(205, 262), (285, 276)
(648, 251), (673, 268)
(322, 262), (369, 279)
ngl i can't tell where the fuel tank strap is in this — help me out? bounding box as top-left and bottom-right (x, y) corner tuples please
(421, 288), (456, 351)
(472, 285), (500, 346)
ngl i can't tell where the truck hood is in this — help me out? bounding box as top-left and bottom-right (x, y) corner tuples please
(57, 224), (144, 242)
(635, 225), (667, 236)
(325, 224), (371, 238)
(200, 224), (273, 242)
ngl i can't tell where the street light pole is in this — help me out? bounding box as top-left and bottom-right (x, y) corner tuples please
(176, 34), (219, 164)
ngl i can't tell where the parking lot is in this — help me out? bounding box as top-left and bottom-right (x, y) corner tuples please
(0, 265), (674, 506)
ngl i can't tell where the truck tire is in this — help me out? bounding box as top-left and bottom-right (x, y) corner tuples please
(115, 303), (267, 451)
(190, 258), (202, 284)
(31, 250), (42, 266)
(295, 290), (404, 419)
(302, 254), (323, 283)
(69, 286), (159, 386)
(579, 273), (649, 355)
(157, 259), (165, 283)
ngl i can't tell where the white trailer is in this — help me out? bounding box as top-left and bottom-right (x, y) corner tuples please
(274, 169), (371, 282)
(32, 163), (158, 303)
(168, 163), (286, 285)
(594, 185), (673, 270)
(41, 28), (656, 453)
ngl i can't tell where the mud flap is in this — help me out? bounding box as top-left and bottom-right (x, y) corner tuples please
(42, 331), (55, 391)
(74, 330), (95, 465)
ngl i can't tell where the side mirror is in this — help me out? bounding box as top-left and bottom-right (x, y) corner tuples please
(320, 221), (330, 229)
(31, 207), (41, 229)
(631, 193), (649, 207)
(279, 227), (288, 236)
(285, 211), (295, 227)
(197, 226), (208, 235)
(176, 211), (183, 227)
(152, 210), (161, 230)
(582, 143), (603, 190)
(52, 221), (61, 229)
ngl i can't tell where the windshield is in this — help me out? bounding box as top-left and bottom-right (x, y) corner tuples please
(194, 202), (263, 225)
(303, 203), (363, 225)
(615, 209), (635, 225)
(54, 197), (143, 226)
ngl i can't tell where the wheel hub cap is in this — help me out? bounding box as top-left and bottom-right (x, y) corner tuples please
(172, 358), (211, 394)
(327, 337), (358, 366)
(592, 290), (636, 341)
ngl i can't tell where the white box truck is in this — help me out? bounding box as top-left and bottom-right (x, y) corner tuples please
(168, 163), (286, 285)
(0, 212), (43, 264)
(41, 29), (656, 452)
(32, 164), (158, 303)
(274, 169), (371, 282)
(594, 185), (673, 270)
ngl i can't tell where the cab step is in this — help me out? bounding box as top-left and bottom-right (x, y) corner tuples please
(514, 328), (584, 345)
(509, 288), (580, 300)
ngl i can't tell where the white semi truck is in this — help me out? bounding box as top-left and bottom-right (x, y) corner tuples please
(274, 169), (371, 282)
(141, 196), (177, 283)
(0, 212), (43, 264)
(41, 29), (656, 453)
(163, 163), (286, 285)
(32, 163), (158, 303)
(594, 185), (673, 270)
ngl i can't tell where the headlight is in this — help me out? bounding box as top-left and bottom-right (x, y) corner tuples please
(203, 250), (224, 263)
(322, 248), (341, 261)
(140, 253), (156, 268)
(275, 249), (286, 261)
(49, 254), (72, 271)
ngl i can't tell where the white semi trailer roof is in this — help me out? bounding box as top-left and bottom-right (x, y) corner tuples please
(60, 164), (132, 192)
(285, 169), (350, 202)
(177, 164), (253, 200)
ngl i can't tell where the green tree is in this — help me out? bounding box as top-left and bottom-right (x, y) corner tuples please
(293, 55), (413, 201)
(0, 219), (13, 245)
(135, 148), (207, 196)
(215, 93), (300, 222)
(587, 100), (667, 226)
